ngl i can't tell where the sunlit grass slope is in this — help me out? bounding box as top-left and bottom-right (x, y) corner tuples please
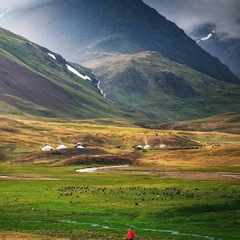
(0, 27), (139, 120)
(85, 51), (240, 121)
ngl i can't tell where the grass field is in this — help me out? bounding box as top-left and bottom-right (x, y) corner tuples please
(0, 116), (239, 240)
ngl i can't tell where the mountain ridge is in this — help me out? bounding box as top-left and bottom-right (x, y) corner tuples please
(0, 1), (240, 122)
(198, 37), (240, 78)
(189, 23), (240, 78)
(84, 51), (240, 121)
(1, 0), (239, 84)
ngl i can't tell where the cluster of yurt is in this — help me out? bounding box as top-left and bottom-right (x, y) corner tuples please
(134, 143), (166, 150)
(134, 144), (151, 150)
(41, 142), (85, 152)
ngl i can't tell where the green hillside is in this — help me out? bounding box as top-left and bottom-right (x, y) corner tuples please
(0, 27), (137, 120)
(85, 51), (240, 121)
(1, 27), (239, 124)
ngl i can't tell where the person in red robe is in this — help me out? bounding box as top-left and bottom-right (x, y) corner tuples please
(127, 226), (135, 240)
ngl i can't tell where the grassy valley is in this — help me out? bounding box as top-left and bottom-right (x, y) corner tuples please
(0, 115), (239, 239)
(0, 2), (239, 239)
(0, 17), (240, 240)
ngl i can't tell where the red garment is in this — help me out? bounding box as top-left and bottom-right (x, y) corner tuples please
(128, 229), (135, 239)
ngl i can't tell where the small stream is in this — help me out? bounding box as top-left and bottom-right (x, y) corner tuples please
(75, 165), (129, 173)
(59, 220), (220, 240)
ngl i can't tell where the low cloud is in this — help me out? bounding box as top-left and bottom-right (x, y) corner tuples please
(143, 0), (240, 40)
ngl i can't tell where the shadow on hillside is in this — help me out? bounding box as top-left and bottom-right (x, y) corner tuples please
(10, 148), (142, 166)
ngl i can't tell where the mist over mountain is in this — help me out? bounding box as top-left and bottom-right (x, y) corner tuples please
(190, 24), (240, 78)
(0, 0), (239, 84)
(143, 0), (240, 79)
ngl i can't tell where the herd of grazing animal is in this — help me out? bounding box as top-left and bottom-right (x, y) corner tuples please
(53, 185), (238, 207)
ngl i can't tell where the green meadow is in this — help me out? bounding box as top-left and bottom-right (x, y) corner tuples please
(0, 117), (239, 239)
(0, 167), (239, 240)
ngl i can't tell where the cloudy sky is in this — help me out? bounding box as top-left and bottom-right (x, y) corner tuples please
(143, 0), (240, 40)
(0, 0), (239, 40)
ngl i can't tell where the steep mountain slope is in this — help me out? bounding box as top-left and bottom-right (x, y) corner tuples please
(189, 24), (240, 78)
(85, 51), (240, 121)
(198, 38), (240, 78)
(0, 0), (239, 84)
(0, 27), (136, 119)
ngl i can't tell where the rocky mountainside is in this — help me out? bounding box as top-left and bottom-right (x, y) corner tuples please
(1, 0), (239, 84)
(198, 37), (240, 78)
(189, 23), (240, 78)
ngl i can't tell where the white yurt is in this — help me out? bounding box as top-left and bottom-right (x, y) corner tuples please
(76, 142), (85, 149)
(57, 144), (67, 150)
(76, 145), (85, 149)
(144, 144), (151, 150)
(41, 144), (53, 151)
(160, 144), (166, 149)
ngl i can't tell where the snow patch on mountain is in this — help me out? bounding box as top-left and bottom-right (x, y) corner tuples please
(48, 53), (56, 60)
(66, 64), (92, 81)
(196, 31), (215, 43)
(48, 52), (92, 81)
(48, 52), (108, 98)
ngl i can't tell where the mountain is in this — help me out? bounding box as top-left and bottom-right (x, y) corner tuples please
(198, 37), (240, 79)
(1, 25), (239, 122)
(189, 23), (240, 79)
(85, 51), (240, 121)
(0, 27), (137, 119)
(0, 0), (239, 85)
(0, 0), (240, 122)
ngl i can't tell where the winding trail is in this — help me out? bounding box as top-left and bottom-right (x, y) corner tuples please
(58, 220), (218, 240)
